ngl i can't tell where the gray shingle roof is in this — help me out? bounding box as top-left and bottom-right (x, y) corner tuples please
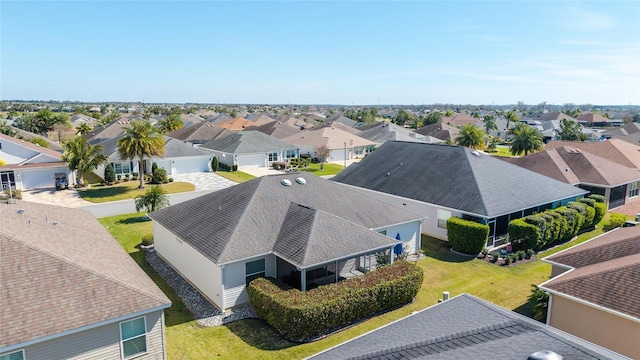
(100, 135), (209, 161)
(167, 121), (234, 144)
(149, 174), (422, 266)
(199, 130), (297, 154)
(309, 293), (626, 360)
(332, 142), (587, 218)
(0, 201), (170, 348)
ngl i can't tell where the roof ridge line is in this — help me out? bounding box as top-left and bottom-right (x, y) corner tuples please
(464, 148), (490, 216)
(1, 231), (169, 305)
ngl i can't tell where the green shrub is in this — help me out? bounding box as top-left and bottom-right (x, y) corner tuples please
(151, 163), (168, 184)
(141, 233), (154, 246)
(491, 251), (501, 263)
(524, 214), (548, 249)
(504, 256), (512, 265)
(592, 202), (607, 225)
(568, 201), (594, 230)
(104, 163), (116, 183)
(517, 250), (525, 260)
(247, 261), (423, 341)
(589, 194), (606, 203)
(132, 172), (139, 180)
(2, 189), (22, 200)
(545, 210), (568, 245)
(578, 197), (596, 209)
(231, 164), (238, 172)
(526, 249), (535, 259)
(211, 156), (219, 172)
(508, 218), (541, 251)
(554, 207), (582, 240)
(446, 217), (489, 255)
(604, 213), (627, 231)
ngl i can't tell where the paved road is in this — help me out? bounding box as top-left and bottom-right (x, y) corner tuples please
(79, 189), (216, 218)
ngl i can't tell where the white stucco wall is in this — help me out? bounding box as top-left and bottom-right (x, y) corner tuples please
(152, 222), (224, 310)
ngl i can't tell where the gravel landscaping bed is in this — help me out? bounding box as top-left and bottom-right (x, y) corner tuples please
(145, 251), (257, 327)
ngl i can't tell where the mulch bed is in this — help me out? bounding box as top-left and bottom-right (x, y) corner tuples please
(476, 253), (538, 267)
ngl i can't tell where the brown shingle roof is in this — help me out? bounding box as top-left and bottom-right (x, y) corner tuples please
(541, 227), (640, 318)
(545, 139), (640, 169)
(0, 201), (170, 348)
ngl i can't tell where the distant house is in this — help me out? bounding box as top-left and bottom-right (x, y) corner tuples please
(414, 122), (460, 143)
(149, 174), (423, 310)
(167, 121), (234, 146)
(355, 122), (442, 145)
(576, 112), (621, 127)
(0, 133), (74, 190)
(503, 146), (640, 209)
(441, 113), (482, 127)
(282, 126), (376, 162)
(199, 130), (299, 169)
(85, 118), (132, 145)
(244, 120), (303, 139)
(217, 117), (257, 131)
(539, 227), (640, 359)
(603, 122), (640, 139)
(309, 293), (627, 360)
(546, 139), (640, 170)
(0, 201), (171, 360)
(333, 142), (587, 247)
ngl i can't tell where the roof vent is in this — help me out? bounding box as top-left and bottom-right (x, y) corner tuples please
(528, 351), (563, 360)
(52, 221), (59, 226)
(17, 209), (24, 214)
(281, 179), (292, 186)
(295, 177), (306, 185)
(471, 150), (480, 157)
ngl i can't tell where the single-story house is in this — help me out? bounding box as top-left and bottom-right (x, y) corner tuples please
(356, 122), (443, 145)
(308, 293), (627, 360)
(217, 117), (257, 131)
(539, 227), (640, 359)
(167, 121), (234, 146)
(95, 136), (213, 178)
(199, 130), (300, 169)
(245, 120), (303, 139)
(503, 146), (640, 209)
(332, 141), (587, 248)
(576, 112), (622, 127)
(414, 122), (460, 143)
(148, 173), (424, 310)
(0, 201), (171, 360)
(282, 126), (376, 162)
(0, 133), (74, 190)
(441, 113), (482, 127)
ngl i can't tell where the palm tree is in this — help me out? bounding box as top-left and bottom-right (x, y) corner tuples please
(118, 120), (165, 189)
(61, 136), (108, 186)
(76, 122), (93, 135)
(504, 111), (520, 140)
(157, 114), (184, 134)
(455, 124), (486, 150)
(510, 126), (544, 156)
(135, 185), (170, 213)
(482, 115), (497, 133)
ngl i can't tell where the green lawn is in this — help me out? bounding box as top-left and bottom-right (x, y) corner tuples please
(99, 212), (612, 359)
(299, 163), (344, 176)
(79, 181), (195, 202)
(213, 171), (256, 183)
(487, 145), (516, 157)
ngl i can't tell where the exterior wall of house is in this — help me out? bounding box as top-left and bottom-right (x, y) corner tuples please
(377, 220), (422, 255)
(222, 254), (276, 309)
(153, 222), (224, 310)
(17, 310), (166, 360)
(548, 294), (639, 359)
(14, 165), (71, 190)
(203, 151), (234, 167)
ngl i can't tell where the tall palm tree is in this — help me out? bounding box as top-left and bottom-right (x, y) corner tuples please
(157, 114), (184, 134)
(455, 124), (486, 150)
(62, 136), (108, 186)
(504, 111), (520, 140)
(482, 115), (497, 133)
(510, 126), (544, 156)
(118, 120), (165, 188)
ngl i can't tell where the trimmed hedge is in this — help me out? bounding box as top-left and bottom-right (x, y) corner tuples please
(508, 218), (540, 252)
(589, 194), (606, 203)
(568, 201), (595, 229)
(446, 217), (490, 255)
(247, 261), (423, 341)
(555, 207), (583, 239)
(605, 213), (627, 231)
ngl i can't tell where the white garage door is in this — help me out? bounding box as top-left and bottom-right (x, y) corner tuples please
(329, 149), (347, 161)
(237, 154), (265, 168)
(175, 157), (210, 174)
(21, 167), (68, 189)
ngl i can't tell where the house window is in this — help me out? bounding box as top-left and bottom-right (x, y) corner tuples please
(0, 350), (24, 360)
(437, 209), (451, 229)
(354, 146), (364, 155)
(284, 149), (298, 159)
(630, 182), (639, 197)
(246, 259), (265, 285)
(268, 152), (278, 162)
(120, 317), (147, 359)
(113, 162), (131, 175)
(1, 171), (16, 189)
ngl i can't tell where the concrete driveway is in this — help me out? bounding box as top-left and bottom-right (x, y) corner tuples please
(21, 187), (94, 208)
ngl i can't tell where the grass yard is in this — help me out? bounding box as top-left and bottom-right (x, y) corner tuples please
(299, 163), (344, 176)
(213, 171), (256, 183)
(99, 211), (613, 359)
(487, 145), (516, 158)
(79, 181), (195, 203)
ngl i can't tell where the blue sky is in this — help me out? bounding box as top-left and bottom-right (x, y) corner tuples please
(2, 1), (639, 105)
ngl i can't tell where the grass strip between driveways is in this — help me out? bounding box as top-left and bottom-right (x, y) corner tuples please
(79, 181), (195, 203)
(213, 171), (256, 183)
(100, 212), (611, 359)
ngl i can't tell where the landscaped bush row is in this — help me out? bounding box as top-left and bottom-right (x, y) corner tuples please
(446, 217), (490, 255)
(218, 162), (238, 172)
(247, 261), (423, 342)
(509, 195), (605, 251)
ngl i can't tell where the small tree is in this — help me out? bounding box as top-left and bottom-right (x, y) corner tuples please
(211, 156), (219, 172)
(104, 163), (116, 183)
(151, 162), (168, 184)
(529, 285), (549, 322)
(135, 185), (169, 213)
(315, 145), (330, 170)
